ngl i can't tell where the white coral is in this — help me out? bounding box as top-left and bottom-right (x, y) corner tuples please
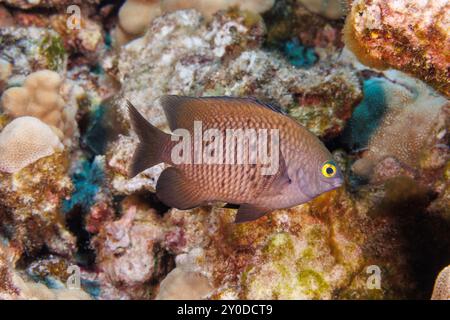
(156, 267), (213, 300)
(0, 116), (63, 173)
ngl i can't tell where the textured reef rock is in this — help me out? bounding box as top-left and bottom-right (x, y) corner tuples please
(8, 12), (104, 65)
(155, 189), (420, 299)
(0, 27), (67, 79)
(106, 134), (165, 195)
(92, 196), (173, 299)
(115, 0), (275, 45)
(297, 0), (346, 20)
(0, 241), (91, 300)
(0, 152), (75, 257)
(344, 0), (450, 98)
(265, 0), (346, 58)
(110, 9), (361, 194)
(117, 9), (361, 136)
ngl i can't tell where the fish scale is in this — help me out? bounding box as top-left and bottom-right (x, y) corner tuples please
(175, 113), (284, 204)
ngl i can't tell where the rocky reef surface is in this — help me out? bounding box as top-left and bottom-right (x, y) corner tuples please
(0, 0), (448, 300)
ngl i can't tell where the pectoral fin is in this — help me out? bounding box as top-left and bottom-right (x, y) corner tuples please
(259, 151), (291, 198)
(234, 204), (272, 223)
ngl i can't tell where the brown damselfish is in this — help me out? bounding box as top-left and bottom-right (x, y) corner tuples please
(127, 96), (343, 223)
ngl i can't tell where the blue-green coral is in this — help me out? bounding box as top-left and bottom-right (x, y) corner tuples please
(342, 77), (388, 151)
(283, 39), (317, 68)
(63, 158), (104, 213)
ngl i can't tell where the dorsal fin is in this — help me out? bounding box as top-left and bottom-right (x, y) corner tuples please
(159, 95), (287, 131)
(244, 97), (287, 115)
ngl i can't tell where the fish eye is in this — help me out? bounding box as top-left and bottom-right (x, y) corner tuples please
(321, 161), (337, 178)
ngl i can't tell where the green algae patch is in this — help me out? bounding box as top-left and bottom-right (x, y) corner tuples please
(263, 233), (295, 260)
(297, 269), (329, 298)
(39, 35), (66, 71)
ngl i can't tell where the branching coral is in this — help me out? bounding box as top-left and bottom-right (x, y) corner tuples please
(344, 0), (450, 97)
(1, 70), (77, 145)
(0, 117), (63, 174)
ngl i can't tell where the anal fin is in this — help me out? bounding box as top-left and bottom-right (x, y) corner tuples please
(156, 167), (204, 210)
(234, 204), (272, 223)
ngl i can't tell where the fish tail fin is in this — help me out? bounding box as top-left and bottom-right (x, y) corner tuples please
(127, 100), (171, 178)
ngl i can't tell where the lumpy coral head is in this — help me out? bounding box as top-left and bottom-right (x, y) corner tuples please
(0, 116), (64, 173)
(0, 69), (76, 144)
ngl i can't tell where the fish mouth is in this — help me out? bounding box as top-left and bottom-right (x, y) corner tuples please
(327, 179), (344, 192)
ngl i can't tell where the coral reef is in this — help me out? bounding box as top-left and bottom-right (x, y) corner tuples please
(0, 152), (75, 257)
(112, 9), (361, 191)
(1, 70), (78, 145)
(351, 72), (449, 183)
(344, 0), (450, 98)
(115, 0), (275, 45)
(265, 0), (345, 59)
(0, 0), (448, 302)
(0, 27), (67, 79)
(0, 242), (91, 300)
(92, 196), (171, 299)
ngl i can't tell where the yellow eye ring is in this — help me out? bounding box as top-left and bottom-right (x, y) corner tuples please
(321, 162), (337, 178)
